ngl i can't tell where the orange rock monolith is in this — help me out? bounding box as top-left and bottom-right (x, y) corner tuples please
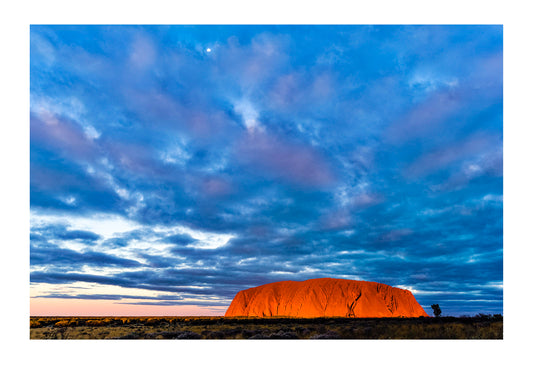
(225, 278), (428, 318)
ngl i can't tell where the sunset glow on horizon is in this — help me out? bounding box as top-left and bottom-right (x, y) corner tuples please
(30, 297), (226, 317)
(30, 25), (503, 317)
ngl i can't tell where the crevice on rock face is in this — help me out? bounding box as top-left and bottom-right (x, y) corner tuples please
(346, 291), (361, 318)
(225, 278), (428, 318)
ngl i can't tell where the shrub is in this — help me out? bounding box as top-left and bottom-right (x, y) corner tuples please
(146, 317), (164, 326)
(116, 332), (141, 339)
(176, 331), (202, 339)
(86, 320), (106, 327)
(241, 329), (258, 338)
(311, 330), (340, 339)
(207, 331), (227, 339)
(269, 330), (299, 339)
(222, 328), (242, 337)
(249, 333), (270, 339)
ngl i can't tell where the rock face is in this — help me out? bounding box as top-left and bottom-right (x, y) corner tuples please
(225, 278), (428, 318)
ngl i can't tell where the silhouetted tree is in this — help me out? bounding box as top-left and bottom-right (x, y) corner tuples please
(431, 304), (442, 317)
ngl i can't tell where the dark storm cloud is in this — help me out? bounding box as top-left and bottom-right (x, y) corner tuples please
(31, 271), (129, 286)
(101, 237), (130, 249)
(31, 223), (101, 244)
(31, 293), (183, 301)
(30, 25), (503, 315)
(30, 246), (143, 268)
(163, 233), (196, 246)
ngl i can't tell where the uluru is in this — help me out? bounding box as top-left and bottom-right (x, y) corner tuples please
(225, 278), (429, 318)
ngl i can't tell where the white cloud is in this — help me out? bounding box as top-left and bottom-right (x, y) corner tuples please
(408, 70), (458, 94)
(126, 193), (146, 217)
(233, 99), (263, 132)
(180, 227), (234, 250)
(160, 139), (191, 166)
(30, 281), (174, 299)
(83, 124), (101, 140)
(31, 95), (102, 140)
(59, 195), (77, 206)
(237, 257), (257, 265)
(32, 208), (237, 252)
(56, 239), (89, 252)
(87, 166), (130, 199)
(31, 33), (56, 65)
(338, 250), (365, 255)
(148, 224), (235, 250)
(31, 211), (140, 239)
(84, 163), (143, 213)
(482, 194), (503, 202)
(270, 270), (295, 275)
(396, 285), (417, 293)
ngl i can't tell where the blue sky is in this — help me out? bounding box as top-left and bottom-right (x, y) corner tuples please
(29, 25), (502, 316)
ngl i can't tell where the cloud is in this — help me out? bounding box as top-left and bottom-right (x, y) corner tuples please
(214, 32), (290, 90)
(235, 129), (336, 188)
(404, 133), (500, 178)
(30, 112), (97, 162)
(32, 293), (183, 301)
(129, 33), (157, 70)
(31, 223), (101, 244)
(163, 233), (196, 246)
(31, 212), (140, 239)
(30, 246), (143, 268)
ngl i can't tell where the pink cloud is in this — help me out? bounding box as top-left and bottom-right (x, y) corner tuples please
(387, 52), (502, 145)
(378, 228), (414, 242)
(387, 90), (462, 144)
(120, 87), (235, 139)
(120, 87), (184, 123)
(430, 146), (503, 192)
(201, 177), (234, 197)
(351, 192), (384, 208)
(129, 33), (156, 70)
(106, 141), (158, 176)
(310, 73), (334, 101)
(31, 112), (96, 161)
(404, 132), (499, 178)
(215, 33), (289, 89)
(269, 71), (334, 112)
(319, 209), (353, 230)
(270, 73), (301, 109)
(236, 130), (336, 188)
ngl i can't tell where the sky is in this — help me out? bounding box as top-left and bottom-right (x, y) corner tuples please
(29, 25), (503, 317)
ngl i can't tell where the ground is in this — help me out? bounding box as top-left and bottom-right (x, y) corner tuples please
(30, 315), (503, 339)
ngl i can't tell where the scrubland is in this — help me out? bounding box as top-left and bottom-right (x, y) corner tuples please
(30, 315), (502, 339)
